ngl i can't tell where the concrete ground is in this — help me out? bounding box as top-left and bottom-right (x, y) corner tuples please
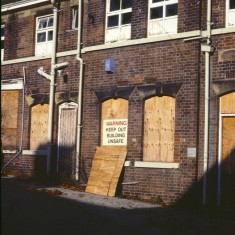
(1, 175), (235, 235)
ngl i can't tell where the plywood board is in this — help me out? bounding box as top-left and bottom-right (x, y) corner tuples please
(222, 117), (235, 174)
(1, 91), (19, 148)
(221, 92), (235, 114)
(101, 98), (128, 146)
(85, 146), (127, 197)
(144, 96), (175, 162)
(30, 104), (49, 150)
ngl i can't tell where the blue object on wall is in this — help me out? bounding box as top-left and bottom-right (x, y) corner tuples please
(105, 58), (114, 73)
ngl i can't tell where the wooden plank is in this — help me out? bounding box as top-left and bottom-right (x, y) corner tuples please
(86, 146), (127, 197)
(108, 147), (127, 196)
(221, 92), (235, 114)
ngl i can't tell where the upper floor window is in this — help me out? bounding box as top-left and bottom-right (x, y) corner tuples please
(72, 6), (78, 30)
(105, 0), (132, 43)
(148, 0), (178, 37)
(227, 0), (235, 27)
(1, 24), (5, 61)
(35, 15), (53, 56)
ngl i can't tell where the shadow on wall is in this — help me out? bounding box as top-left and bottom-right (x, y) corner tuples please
(33, 142), (77, 183)
(176, 149), (235, 209)
(36, 144), (235, 209)
(2, 142), (235, 209)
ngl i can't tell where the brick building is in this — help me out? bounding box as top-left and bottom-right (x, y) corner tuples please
(1, 0), (235, 207)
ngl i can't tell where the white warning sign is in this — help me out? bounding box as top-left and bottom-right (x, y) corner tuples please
(103, 119), (128, 146)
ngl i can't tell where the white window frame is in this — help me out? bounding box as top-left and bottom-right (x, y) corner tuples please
(148, 0), (178, 37)
(35, 14), (53, 56)
(226, 0), (235, 27)
(1, 24), (5, 61)
(72, 6), (79, 30)
(105, 0), (132, 43)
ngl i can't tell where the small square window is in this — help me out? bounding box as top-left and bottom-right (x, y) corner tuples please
(151, 7), (163, 19)
(108, 15), (119, 27)
(230, 0), (235, 9)
(110, 0), (120, 11)
(166, 3), (178, 17)
(121, 12), (131, 25)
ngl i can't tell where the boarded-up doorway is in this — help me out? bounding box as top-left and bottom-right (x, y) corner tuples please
(57, 102), (78, 180)
(85, 98), (128, 196)
(219, 92), (235, 208)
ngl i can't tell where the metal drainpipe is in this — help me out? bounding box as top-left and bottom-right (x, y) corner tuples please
(1, 67), (26, 171)
(75, 0), (83, 181)
(46, 0), (59, 175)
(202, 0), (212, 206)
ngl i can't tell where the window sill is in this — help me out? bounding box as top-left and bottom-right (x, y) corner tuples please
(22, 150), (47, 156)
(2, 150), (17, 154)
(134, 161), (179, 169)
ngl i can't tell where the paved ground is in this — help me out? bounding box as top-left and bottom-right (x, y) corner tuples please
(1, 175), (235, 235)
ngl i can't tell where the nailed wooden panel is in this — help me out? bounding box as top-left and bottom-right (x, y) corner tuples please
(1, 91), (19, 128)
(101, 98), (128, 146)
(30, 104), (49, 150)
(221, 92), (235, 114)
(144, 96), (175, 162)
(222, 117), (235, 174)
(1, 91), (19, 148)
(85, 146), (127, 196)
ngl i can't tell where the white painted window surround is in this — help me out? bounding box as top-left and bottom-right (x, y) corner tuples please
(148, 0), (178, 37)
(227, 0), (235, 27)
(35, 15), (53, 56)
(106, 0), (132, 43)
(72, 6), (79, 30)
(1, 24), (5, 61)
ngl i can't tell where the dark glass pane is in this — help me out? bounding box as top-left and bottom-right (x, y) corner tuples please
(110, 0), (120, 11)
(108, 15), (119, 27)
(152, 0), (163, 3)
(37, 32), (46, 42)
(230, 0), (235, 9)
(121, 12), (131, 24)
(150, 6), (163, 19)
(1, 41), (4, 49)
(38, 18), (47, 29)
(48, 17), (54, 27)
(166, 4), (178, 17)
(122, 0), (132, 9)
(48, 31), (53, 41)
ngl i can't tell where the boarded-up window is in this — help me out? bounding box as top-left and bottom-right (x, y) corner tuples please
(30, 104), (49, 150)
(221, 92), (235, 114)
(144, 96), (175, 162)
(1, 90), (19, 149)
(101, 98), (128, 146)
